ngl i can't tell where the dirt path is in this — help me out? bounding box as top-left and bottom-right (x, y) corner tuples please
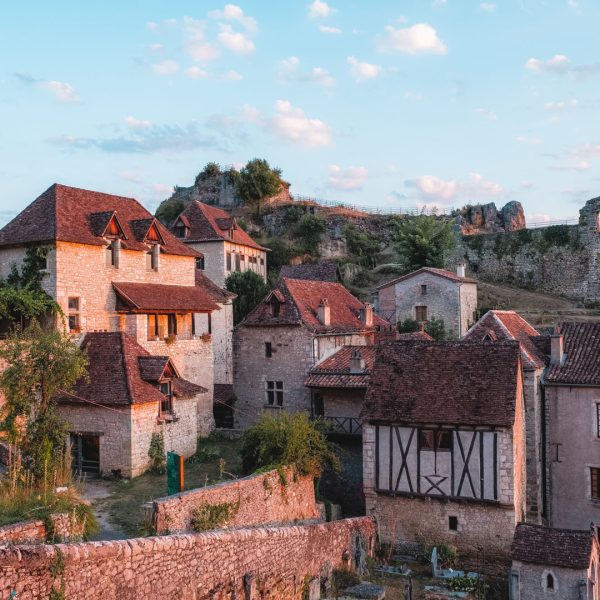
(80, 480), (127, 541)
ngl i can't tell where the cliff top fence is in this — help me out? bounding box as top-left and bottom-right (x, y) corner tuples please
(149, 466), (321, 535)
(0, 517), (376, 600)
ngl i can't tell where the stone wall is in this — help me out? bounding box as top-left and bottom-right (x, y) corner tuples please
(511, 560), (586, 600)
(0, 513), (85, 545)
(0, 517), (376, 600)
(150, 467), (320, 534)
(196, 299), (234, 385)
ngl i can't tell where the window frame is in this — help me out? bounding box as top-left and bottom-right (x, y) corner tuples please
(67, 297), (81, 332)
(159, 380), (174, 416)
(265, 342), (272, 358)
(105, 239), (120, 268)
(226, 252), (232, 272)
(419, 429), (452, 452)
(415, 305), (428, 322)
(421, 284), (427, 295)
(146, 244), (159, 272)
(266, 380), (284, 407)
(592, 467), (600, 500)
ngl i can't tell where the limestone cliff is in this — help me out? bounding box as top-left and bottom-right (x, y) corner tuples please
(454, 201), (526, 234)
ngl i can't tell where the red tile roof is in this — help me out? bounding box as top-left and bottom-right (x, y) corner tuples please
(464, 310), (545, 370)
(361, 340), (522, 427)
(305, 346), (377, 388)
(279, 262), (339, 282)
(242, 277), (391, 333)
(512, 523), (592, 569)
(0, 184), (199, 257)
(397, 331), (434, 341)
(58, 332), (206, 407)
(113, 282), (219, 313)
(195, 270), (237, 303)
(545, 322), (600, 386)
(376, 267), (477, 290)
(172, 201), (269, 251)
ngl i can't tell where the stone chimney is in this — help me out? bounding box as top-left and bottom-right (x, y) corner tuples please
(456, 263), (466, 278)
(317, 298), (330, 326)
(551, 326), (565, 366)
(360, 303), (374, 327)
(349, 350), (365, 374)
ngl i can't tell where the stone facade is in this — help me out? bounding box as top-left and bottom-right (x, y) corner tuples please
(196, 299), (234, 385)
(0, 517), (376, 600)
(150, 467), (320, 534)
(510, 561), (587, 600)
(524, 368), (544, 523)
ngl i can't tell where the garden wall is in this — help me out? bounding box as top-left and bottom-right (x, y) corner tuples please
(0, 517), (376, 600)
(149, 467), (320, 534)
(0, 513), (84, 545)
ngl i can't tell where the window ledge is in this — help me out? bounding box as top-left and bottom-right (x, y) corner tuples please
(264, 405), (283, 409)
(157, 414), (179, 424)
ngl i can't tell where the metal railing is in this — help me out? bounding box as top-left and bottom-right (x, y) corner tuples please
(527, 218), (579, 229)
(317, 416), (363, 435)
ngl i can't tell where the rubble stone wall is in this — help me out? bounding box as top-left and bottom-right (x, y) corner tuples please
(0, 517), (376, 600)
(0, 514), (85, 545)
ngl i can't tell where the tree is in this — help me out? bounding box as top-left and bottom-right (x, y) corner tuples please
(0, 321), (88, 482)
(240, 412), (339, 477)
(225, 270), (269, 325)
(344, 224), (380, 268)
(235, 158), (282, 215)
(293, 213), (325, 255)
(397, 316), (449, 341)
(195, 162), (221, 185)
(155, 198), (185, 227)
(393, 215), (455, 272)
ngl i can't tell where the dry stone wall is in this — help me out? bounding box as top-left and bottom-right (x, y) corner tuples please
(150, 467), (320, 534)
(0, 514), (85, 545)
(0, 517), (375, 600)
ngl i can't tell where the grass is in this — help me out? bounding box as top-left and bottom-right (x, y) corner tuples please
(94, 437), (244, 537)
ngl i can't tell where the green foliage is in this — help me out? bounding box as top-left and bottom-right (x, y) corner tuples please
(448, 575), (481, 593)
(283, 204), (305, 226)
(225, 167), (240, 187)
(0, 321), (88, 482)
(397, 316), (449, 340)
(393, 215), (455, 272)
(240, 412), (340, 477)
(263, 238), (296, 275)
(148, 432), (166, 474)
(235, 158), (282, 215)
(293, 213), (326, 254)
(419, 542), (457, 568)
(195, 162), (221, 184)
(344, 224), (380, 267)
(462, 233), (485, 257)
(155, 198), (185, 227)
(225, 270), (270, 325)
(191, 501), (239, 531)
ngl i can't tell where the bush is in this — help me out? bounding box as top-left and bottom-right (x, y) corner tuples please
(191, 501), (239, 532)
(225, 270), (270, 325)
(148, 432), (166, 474)
(397, 316), (449, 340)
(240, 412), (340, 477)
(293, 214), (325, 254)
(345, 224), (380, 267)
(195, 162), (221, 184)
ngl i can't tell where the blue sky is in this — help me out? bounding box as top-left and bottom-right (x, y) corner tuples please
(1, 0), (599, 225)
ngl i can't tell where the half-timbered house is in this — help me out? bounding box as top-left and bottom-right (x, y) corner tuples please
(361, 340), (526, 566)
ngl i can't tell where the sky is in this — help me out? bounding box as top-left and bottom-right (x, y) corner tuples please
(1, 0), (599, 226)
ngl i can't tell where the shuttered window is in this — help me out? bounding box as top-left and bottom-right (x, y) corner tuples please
(592, 468), (600, 499)
(415, 306), (428, 321)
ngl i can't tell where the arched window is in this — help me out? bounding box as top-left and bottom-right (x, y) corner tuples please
(542, 570), (558, 593)
(546, 573), (554, 590)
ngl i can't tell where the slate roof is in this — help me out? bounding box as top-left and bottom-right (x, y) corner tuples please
(0, 184), (199, 257)
(376, 267), (477, 290)
(512, 523), (592, 569)
(113, 282), (219, 313)
(242, 277), (391, 334)
(545, 322), (600, 386)
(464, 310), (545, 370)
(57, 332), (206, 407)
(195, 270), (237, 303)
(305, 346), (377, 388)
(361, 340), (521, 427)
(172, 201), (269, 251)
(279, 262), (339, 282)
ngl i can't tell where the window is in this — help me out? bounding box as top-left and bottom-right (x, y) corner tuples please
(235, 253), (241, 272)
(146, 245), (159, 271)
(448, 516), (458, 531)
(266, 381), (283, 406)
(159, 381), (173, 415)
(168, 314), (177, 336)
(226, 252), (232, 272)
(597, 404), (600, 438)
(265, 342), (272, 358)
(105, 240), (119, 268)
(421, 284), (427, 295)
(546, 573), (554, 590)
(592, 468), (600, 499)
(68, 297), (80, 332)
(260, 257), (265, 266)
(195, 256), (205, 271)
(415, 305), (428, 322)
(420, 429), (452, 451)
(173, 224), (188, 238)
(207, 313), (212, 335)
(270, 298), (280, 317)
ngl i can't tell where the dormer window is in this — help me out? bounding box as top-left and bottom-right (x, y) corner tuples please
(159, 380), (173, 415)
(195, 256), (205, 270)
(173, 220), (189, 239)
(270, 297), (280, 317)
(105, 239), (120, 268)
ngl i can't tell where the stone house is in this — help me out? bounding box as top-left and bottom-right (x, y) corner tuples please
(374, 265), (478, 338)
(543, 322), (600, 530)
(58, 332), (206, 477)
(510, 523), (592, 600)
(233, 277), (393, 429)
(169, 200), (269, 287)
(464, 310), (546, 523)
(361, 340), (526, 566)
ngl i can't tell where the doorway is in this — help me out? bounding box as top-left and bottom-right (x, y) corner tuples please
(71, 433), (100, 477)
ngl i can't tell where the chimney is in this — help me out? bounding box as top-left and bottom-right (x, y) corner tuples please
(550, 326), (565, 366)
(456, 263), (466, 278)
(350, 350), (365, 374)
(317, 298), (330, 326)
(360, 303), (374, 327)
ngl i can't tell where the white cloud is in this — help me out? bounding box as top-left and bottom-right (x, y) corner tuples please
(432, 0), (447, 7)
(149, 43), (163, 52)
(184, 17), (221, 63)
(39, 80), (80, 103)
(347, 56), (382, 82)
(544, 98), (579, 112)
(308, 0), (336, 19)
(224, 69), (243, 80)
(152, 60), (179, 75)
(270, 100), (332, 147)
(526, 54), (570, 74)
(208, 4), (257, 32)
(125, 116), (152, 130)
(185, 66), (209, 79)
(279, 57), (334, 88)
(405, 172), (502, 203)
(328, 165), (368, 191)
(480, 3), (496, 12)
(218, 24), (255, 54)
(515, 135), (542, 144)
(319, 24), (342, 34)
(240, 104), (263, 123)
(119, 170), (143, 184)
(146, 21), (158, 30)
(474, 107), (498, 121)
(150, 183), (172, 197)
(376, 23), (447, 55)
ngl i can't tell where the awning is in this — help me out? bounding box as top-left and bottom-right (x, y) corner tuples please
(113, 282), (219, 313)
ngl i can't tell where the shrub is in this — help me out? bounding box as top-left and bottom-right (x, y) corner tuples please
(240, 412), (340, 477)
(397, 316), (449, 340)
(191, 501), (239, 532)
(195, 162), (221, 184)
(293, 214), (326, 254)
(148, 432), (166, 474)
(345, 224), (380, 267)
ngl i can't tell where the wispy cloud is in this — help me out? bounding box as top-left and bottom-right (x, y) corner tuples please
(376, 23), (447, 55)
(152, 60), (179, 75)
(319, 24), (341, 34)
(308, 0), (337, 19)
(480, 3), (496, 12)
(328, 165), (368, 191)
(405, 172), (503, 204)
(218, 23), (255, 54)
(208, 4), (257, 33)
(515, 135), (542, 144)
(474, 107), (498, 121)
(14, 73), (80, 103)
(526, 54), (600, 80)
(278, 57), (335, 88)
(347, 56), (382, 82)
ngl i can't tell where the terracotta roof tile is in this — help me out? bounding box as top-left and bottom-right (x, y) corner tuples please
(464, 310), (545, 370)
(113, 282), (219, 313)
(361, 340), (521, 427)
(397, 331), (434, 341)
(172, 201), (269, 251)
(376, 267), (477, 290)
(512, 523), (592, 569)
(195, 270), (236, 303)
(57, 332), (206, 406)
(279, 262), (339, 282)
(545, 322), (600, 385)
(0, 184), (199, 257)
(305, 346), (377, 388)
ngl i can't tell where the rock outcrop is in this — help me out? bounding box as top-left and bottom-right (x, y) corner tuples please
(455, 201), (526, 234)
